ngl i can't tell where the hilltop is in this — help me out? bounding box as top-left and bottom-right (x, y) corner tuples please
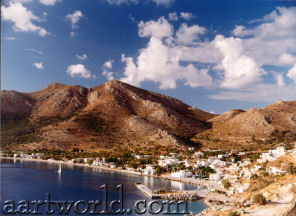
(2, 80), (296, 153)
(1, 80), (214, 153)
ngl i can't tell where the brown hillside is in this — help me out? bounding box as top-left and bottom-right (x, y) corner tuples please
(196, 101), (296, 151)
(1, 80), (214, 152)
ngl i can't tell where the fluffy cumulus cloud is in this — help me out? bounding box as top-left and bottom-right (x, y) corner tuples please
(120, 17), (212, 89)
(180, 12), (194, 20)
(66, 10), (83, 29)
(168, 12), (178, 21)
(234, 7), (296, 67)
(151, 0), (175, 7)
(39, 0), (61, 6)
(102, 60), (114, 81)
(76, 54), (88, 61)
(33, 62), (44, 69)
(210, 84), (296, 102)
(214, 35), (264, 89)
(116, 6), (296, 102)
(1, 2), (49, 36)
(138, 17), (173, 39)
(106, 0), (138, 5)
(287, 65), (296, 83)
(176, 23), (206, 45)
(66, 64), (92, 78)
(105, 0), (174, 6)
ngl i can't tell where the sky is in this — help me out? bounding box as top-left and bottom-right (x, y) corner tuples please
(1, 0), (296, 114)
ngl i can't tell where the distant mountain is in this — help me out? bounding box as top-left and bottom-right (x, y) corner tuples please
(1, 80), (214, 152)
(196, 100), (296, 151)
(2, 81), (295, 153)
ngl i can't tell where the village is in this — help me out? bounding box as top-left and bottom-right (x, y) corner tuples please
(2, 142), (296, 197)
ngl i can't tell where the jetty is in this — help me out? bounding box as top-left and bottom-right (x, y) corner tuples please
(135, 183), (162, 199)
(135, 183), (206, 200)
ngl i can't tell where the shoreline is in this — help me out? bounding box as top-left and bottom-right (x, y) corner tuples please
(1, 157), (210, 193)
(1, 157), (212, 190)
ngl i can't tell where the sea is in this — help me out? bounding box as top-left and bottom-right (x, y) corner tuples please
(0, 158), (206, 215)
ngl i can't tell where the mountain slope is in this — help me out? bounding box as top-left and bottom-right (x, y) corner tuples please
(196, 100), (296, 151)
(1, 80), (214, 152)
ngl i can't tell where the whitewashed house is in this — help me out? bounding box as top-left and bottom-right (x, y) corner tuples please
(258, 147), (286, 163)
(268, 166), (285, 175)
(235, 183), (250, 193)
(228, 164), (239, 173)
(209, 173), (223, 182)
(158, 158), (179, 167)
(171, 170), (192, 178)
(144, 165), (155, 175)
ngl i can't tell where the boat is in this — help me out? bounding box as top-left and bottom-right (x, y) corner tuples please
(58, 163), (62, 174)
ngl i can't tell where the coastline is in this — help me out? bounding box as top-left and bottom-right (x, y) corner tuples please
(1, 157), (212, 190)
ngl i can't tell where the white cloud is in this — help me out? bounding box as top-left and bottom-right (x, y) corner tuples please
(237, 7), (296, 67)
(102, 60), (114, 81)
(8, 0), (32, 3)
(76, 54), (88, 61)
(176, 23), (206, 45)
(272, 72), (286, 87)
(231, 25), (252, 37)
(66, 10), (83, 29)
(1, 2), (49, 36)
(138, 17), (173, 39)
(70, 31), (77, 37)
(105, 0), (174, 6)
(25, 48), (43, 54)
(106, 0), (138, 5)
(118, 7), (296, 102)
(151, 0), (174, 7)
(33, 62), (44, 69)
(287, 64), (296, 83)
(66, 64), (92, 78)
(39, 0), (61, 6)
(214, 35), (264, 89)
(279, 53), (296, 65)
(4, 37), (17, 40)
(168, 12), (178, 21)
(120, 35), (212, 89)
(180, 12), (194, 20)
(210, 83), (296, 102)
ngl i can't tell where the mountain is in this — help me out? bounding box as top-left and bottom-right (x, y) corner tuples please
(2, 81), (295, 153)
(196, 100), (296, 151)
(1, 80), (214, 153)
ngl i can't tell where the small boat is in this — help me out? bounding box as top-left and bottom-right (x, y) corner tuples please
(58, 163), (62, 174)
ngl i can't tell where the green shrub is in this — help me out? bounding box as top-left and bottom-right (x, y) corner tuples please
(251, 174), (259, 180)
(253, 193), (267, 205)
(287, 163), (296, 174)
(222, 179), (231, 189)
(228, 211), (240, 216)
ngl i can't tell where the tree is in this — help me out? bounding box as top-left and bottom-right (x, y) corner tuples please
(228, 212), (240, 216)
(251, 174), (259, 180)
(88, 159), (94, 165)
(222, 180), (231, 189)
(287, 163), (296, 175)
(253, 194), (267, 205)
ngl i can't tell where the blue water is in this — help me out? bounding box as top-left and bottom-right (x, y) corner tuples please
(1, 158), (206, 215)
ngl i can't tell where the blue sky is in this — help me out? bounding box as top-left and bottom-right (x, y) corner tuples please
(2, 0), (296, 113)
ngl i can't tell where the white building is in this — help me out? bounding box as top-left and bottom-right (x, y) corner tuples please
(258, 147), (286, 163)
(235, 183), (250, 193)
(209, 173), (223, 182)
(144, 165), (155, 175)
(158, 158), (179, 167)
(171, 170), (192, 178)
(209, 159), (227, 171)
(195, 160), (209, 168)
(268, 166), (285, 175)
(228, 164), (239, 172)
